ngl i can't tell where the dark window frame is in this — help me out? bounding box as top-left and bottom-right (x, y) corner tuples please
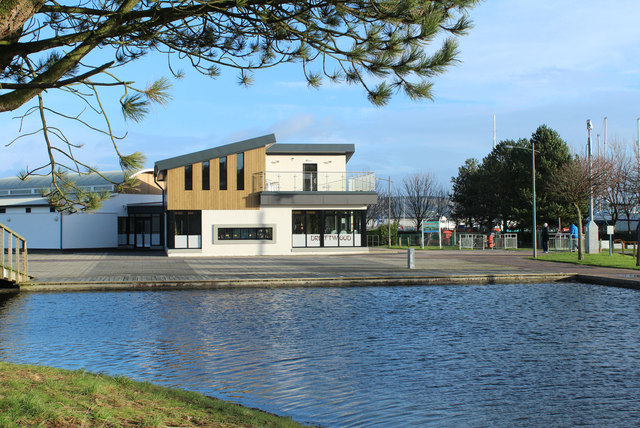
(167, 210), (202, 249)
(291, 210), (368, 248)
(218, 227), (273, 241)
(219, 156), (227, 190)
(237, 152), (245, 191)
(185, 164), (193, 191)
(202, 160), (210, 190)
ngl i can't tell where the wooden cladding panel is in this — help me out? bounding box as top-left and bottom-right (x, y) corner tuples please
(122, 171), (163, 194)
(166, 147), (265, 210)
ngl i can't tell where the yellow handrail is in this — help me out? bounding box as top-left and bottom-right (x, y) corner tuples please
(1, 223), (28, 285)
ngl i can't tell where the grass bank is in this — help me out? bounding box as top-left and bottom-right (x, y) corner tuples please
(0, 362), (305, 427)
(537, 251), (640, 270)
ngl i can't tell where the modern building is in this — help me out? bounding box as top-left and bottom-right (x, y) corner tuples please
(0, 170), (163, 249)
(154, 134), (377, 256)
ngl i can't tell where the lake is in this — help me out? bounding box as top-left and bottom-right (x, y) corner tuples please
(1, 283), (639, 427)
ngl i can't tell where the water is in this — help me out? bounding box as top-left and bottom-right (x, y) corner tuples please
(1, 283), (640, 427)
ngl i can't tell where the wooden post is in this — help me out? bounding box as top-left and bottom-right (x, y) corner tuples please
(1, 225), (4, 280)
(8, 233), (13, 282)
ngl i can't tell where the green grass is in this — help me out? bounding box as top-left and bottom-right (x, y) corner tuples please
(537, 251), (640, 269)
(0, 362), (306, 427)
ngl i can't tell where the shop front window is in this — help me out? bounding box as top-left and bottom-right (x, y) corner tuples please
(168, 211), (201, 249)
(292, 211), (305, 247)
(292, 210), (366, 248)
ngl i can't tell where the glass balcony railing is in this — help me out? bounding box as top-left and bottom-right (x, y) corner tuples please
(253, 171), (375, 193)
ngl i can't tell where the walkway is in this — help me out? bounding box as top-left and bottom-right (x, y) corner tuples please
(16, 249), (640, 291)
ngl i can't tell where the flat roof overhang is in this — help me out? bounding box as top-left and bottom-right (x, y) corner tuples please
(260, 191), (377, 206)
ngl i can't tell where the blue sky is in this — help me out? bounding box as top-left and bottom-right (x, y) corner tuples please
(2, 0), (640, 189)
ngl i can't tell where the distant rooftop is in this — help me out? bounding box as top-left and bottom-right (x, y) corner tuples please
(0, 171), (126, 197)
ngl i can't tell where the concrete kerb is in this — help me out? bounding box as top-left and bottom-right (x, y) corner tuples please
(19, 272), (579, 292)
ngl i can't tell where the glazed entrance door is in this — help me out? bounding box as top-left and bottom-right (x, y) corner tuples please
(303, 163), (317, 191)
(135, 217), (152, 248)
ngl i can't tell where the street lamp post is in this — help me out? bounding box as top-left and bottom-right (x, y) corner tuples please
(587, 119), (594, 221)
(585, 119), (599, 254)
(531, 140), (537, 259)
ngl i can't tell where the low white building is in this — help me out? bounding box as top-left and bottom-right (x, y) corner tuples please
(0, 170), (163, 250)
(154, 134), (377, 256)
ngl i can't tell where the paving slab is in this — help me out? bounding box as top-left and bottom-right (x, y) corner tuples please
(13, 249), (640, 291)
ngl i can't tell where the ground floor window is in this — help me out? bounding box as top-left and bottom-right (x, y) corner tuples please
(218, 227), (273, 241)
(167, 210), (201, 249)
(118, 213), (163, 249)
(292, 210), (366, 248)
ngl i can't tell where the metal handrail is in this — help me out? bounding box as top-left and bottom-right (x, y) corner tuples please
(1, 223), (28, 285)
(253, 171), (376, 192)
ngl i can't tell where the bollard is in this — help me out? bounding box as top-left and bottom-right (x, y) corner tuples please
(408, 248), (415, 269)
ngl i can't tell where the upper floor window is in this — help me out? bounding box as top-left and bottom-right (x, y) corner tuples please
(219, 157), (227, 190)
(237, 152), (245, 191)
(184, 164), (193, 191)
(303, 163), (317, 191)
(202, 161), (210, 190)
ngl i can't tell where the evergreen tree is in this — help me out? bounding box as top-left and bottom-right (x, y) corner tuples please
(1, 0), (480, 211)
(451, 125), (575, 233)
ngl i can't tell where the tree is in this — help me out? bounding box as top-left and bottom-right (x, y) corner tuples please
(601, 140), (636, 239)
(1, 0), (479, 211)
(529, 125), (574, 227)
(451, 125), (574, 237)
(547, 155), (611, 260)
(367, 179), (403, 228)
(402, 172), (444, 230)
(451, 158), (480, 228)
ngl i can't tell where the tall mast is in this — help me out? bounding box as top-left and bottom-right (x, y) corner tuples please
(604, 116), (608, 156)
(493, 114), (496, 149)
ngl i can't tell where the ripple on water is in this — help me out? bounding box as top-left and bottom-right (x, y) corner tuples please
(0, 284), (640, 427)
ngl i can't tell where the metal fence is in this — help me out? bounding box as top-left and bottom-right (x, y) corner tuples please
(459, 233), (518, 250)
(548, 234), (581, 251)
(459, 234), (487, 250)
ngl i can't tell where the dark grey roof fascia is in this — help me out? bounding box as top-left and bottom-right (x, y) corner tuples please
(155, 134), (277, 172)
(266, 144), (355, 162)
(260, 191), (377, 206)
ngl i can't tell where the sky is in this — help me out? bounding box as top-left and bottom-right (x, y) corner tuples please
(2, 0), (640, 190)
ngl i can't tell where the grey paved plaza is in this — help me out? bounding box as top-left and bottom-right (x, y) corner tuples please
(19, 249), (640, 291)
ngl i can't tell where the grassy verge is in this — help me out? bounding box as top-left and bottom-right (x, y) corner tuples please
(537, 251), (640, 270)
(0, 362), (305, 427)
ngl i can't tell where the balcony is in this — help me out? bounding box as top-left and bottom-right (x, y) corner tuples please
(253, 171), (375, 193)
(254, 171), (377, 206)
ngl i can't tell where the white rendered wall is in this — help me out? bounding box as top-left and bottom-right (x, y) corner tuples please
(2, 212), (61, 249)
(196, 207), (292, 256)
(264, 154), (349, 192)
(2, 193), (162, 249)
(62, 194), (161, 249)
(62, 212), (118, 248)
(168, 204), (370, 257)
(265, 154), (347, 173)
